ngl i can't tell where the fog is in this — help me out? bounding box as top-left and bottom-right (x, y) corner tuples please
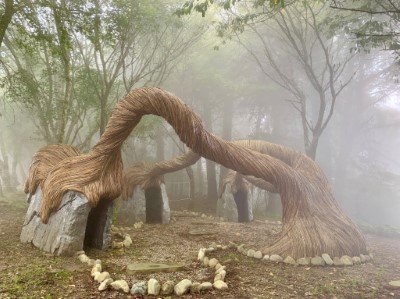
(1, 1), (399, 232)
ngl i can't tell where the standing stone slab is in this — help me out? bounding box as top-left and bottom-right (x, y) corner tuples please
(20, 187), (91, 256)
(118, 184), (170, 225)
(217, 184), (254, 223)
(21, 187), (113, 256)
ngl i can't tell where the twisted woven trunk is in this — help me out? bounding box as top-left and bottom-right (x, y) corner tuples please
(35, 87), (366, 258)
(24, 144), (80, 197)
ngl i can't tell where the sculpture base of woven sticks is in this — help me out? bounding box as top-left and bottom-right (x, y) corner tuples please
(30, 87), (366, 259)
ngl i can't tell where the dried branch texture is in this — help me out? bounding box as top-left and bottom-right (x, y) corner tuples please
(121, 151), (200, 200)
(35, 87), (366, 258)
(24, 144), (80, 195)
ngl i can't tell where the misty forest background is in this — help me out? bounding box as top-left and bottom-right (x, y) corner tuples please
(0, 0), (400, 229)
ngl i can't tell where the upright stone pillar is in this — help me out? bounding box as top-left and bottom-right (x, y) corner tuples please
(20, 187), (112, 256)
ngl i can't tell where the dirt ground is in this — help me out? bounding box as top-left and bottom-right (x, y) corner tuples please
(1, 192), (400, 299)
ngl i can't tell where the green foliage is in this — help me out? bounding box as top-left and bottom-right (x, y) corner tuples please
(73, 68), (103, 109)
(328, 0), (400, 58)
(0, 70), (39, 107)
(175, 0), (286, 17)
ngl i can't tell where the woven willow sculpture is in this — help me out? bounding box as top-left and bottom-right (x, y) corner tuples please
(27, 87), (367, 259)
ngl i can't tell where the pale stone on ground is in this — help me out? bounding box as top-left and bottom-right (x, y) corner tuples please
(213, 280), (228, 290)
(200, 282), (213, 291)
(340, 255), (354, 266)
(322, 253), (334, 266)
(111, 280), (130, 293)
(94, 272), (110, 283)
(247, 249), (255, 257)
(209, 258), (219, 268)
(147, 278), (161, 295)
(161, 280), (175, 295)
(254, 251), (263, 259)
(174, 279), (192, 296)
(311, 256), (325, 266)
(284, 256), (296, 265)
(297, 257), (311, 266)
(98, 278), (113, 291)
(270, 255), (283, 262)
(190, 282), (201, 293)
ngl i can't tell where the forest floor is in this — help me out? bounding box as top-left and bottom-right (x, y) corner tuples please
(1, 192), (400, 299)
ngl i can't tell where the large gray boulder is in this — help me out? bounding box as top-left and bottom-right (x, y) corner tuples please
(20, 187), (112, 256)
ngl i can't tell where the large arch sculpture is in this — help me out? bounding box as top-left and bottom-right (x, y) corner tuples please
(27, 87), (366, 259)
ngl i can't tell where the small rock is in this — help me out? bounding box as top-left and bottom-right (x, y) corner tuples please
(161, 280), (175, 295)
(174, 279), (192, 296)
(216, 245), (223, 249)
(297, 257), (311, 266)
(206, 247), (215, 253)
(148, 278), (161, 295)
(215, 263), (222, 270)
(237, 244), (245, 252)
(263, 255), (270, 261)
(352, 256), (361, 265)
(94, 271), (110, 283)
(213, 280), (228, 290)
(190, 282), (201, 293)
(311, 256), (325, 266)
(269, 255), (283, 263)
(340, 255), (353, 266)
(322, 253), (334, 266)
(209, 258), (219, 268)
(247, 249), (255, 257)
(214, 270), (226, 282)
(111, 279), (130, 293)
(203, 257), (209, 266)
(78, 254), (90, 264)
(333, 257), (343, 266)
(254, 251), (263, 259)
(284, 256), (296, 265)
(364, 254), (371, 262)
(91, 264), (102, 276)
(98, 278), (113, 291)
(123, 235), (133, 247)
(95, 259), (101, 265)
(198, 248), (205, 261)
(215, 266), (226, 274)
(200, 282), (213, 291)
(112, 241), (124, 249)
(131, 281), (147, 295)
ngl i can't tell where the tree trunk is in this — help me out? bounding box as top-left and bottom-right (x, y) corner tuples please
(0, 0), (14, 49)
(219, 99), (233, 192)
(203, 100), (218, 210)
(186, 166), (195, 199)
(53, 2), (73, 143)
(196, 159), (204, 197)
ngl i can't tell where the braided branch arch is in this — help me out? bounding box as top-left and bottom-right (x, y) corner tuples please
(27, 87), (366, 259)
